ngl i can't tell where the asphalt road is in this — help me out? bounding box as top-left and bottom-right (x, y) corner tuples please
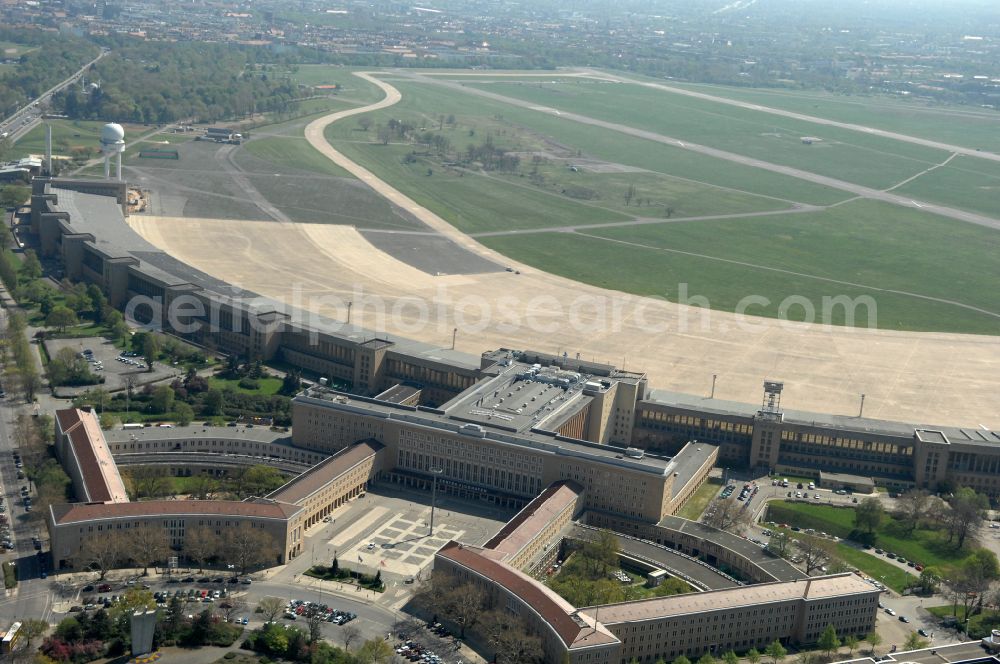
(0, 305), (51, 626)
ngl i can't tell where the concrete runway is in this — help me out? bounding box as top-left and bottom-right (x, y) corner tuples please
(127, 72), (1000, 430)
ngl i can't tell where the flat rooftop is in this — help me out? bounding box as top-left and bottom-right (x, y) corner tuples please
(444, 360), (595, 433)
(580, 573), (875, 624)
(668, 443), (717, 499)
(295, 390), (673, 477)
(105, 423), (292, 445)
(657, 515), (804, 582)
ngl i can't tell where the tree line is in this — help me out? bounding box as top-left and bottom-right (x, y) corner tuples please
(51, 39), (307, 125)
(0, 28), (99, 119)
(78, 521), (282, 579)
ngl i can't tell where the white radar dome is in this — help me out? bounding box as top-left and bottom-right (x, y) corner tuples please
(100, 122), (125, 144)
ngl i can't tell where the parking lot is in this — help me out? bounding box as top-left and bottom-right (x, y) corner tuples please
(43, 336), (177, 394)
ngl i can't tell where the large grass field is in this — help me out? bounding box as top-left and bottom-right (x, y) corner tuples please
(322, 79), (836, 234)
(766, 500), (979, 570)
(464, 78), (950, 190)
(244, 135), (352, 177)
(481, 199), (1000, 334)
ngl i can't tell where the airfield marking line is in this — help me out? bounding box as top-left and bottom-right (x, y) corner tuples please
(883, 152), (959, 192)
(580, 69), (1000, 165)
(573, 230), (1000, 320)
(403, 72), (1000, 232)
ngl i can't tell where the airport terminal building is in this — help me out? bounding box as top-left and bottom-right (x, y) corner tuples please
(29, 177), (1000, 502)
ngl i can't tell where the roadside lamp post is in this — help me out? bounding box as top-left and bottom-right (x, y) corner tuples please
(428, 467), (444, 537)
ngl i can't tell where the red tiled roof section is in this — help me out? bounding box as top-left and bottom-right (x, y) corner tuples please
(438, 541), (596, 647)
(57, 408), (128, 504)
(267, 440), (382, 505)
(50, 499), (300, 524)
(483, 480), (581, 558)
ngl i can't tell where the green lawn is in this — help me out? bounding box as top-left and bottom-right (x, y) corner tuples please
(766, 501), (977, 569)
(834, 545), (912, 593)
(677, 478), (722, 520)
(207, 375), (284, 396)
(926, 604), (1000, 639)
(481, 199), (1000, 334)
(466, 78), (949, 190)
(244, 135), (352, 177)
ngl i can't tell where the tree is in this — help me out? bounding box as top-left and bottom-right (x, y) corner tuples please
(223, 523), (280, 574)
(0, 184), (30, 208)
(915, 566), (943, 595)
(204, 388), (224, 416)
(723, 651), (739, 664)
(175, 401), (194, 425)
(257, 596), (285, 623)
(441, 582), (487, 638)
(150, 384), (175, 414)
(340, 623), (362, 651)
(697, 654), (716, 664)
(817, 624), (840, 658)
(747, 649), (761, 664)
(581, 529), (620, 576)
(184, 525), (216, 572)
(865, 631), (882, 656)
(904, 633), (929, 651)
(765, 640), (786, 664)
(79, 530), (126, 579)
(45, 305), (78, 332)
(624, 183), (636, 206)
(127, 524), (169, 575)
(896, 489), (930, 535)
(672, 657), (691, 664)
(21, 249), (42, 279)
(796, 534), (837, 574)
(136, 331), (159, 371)
(854, 497), (884, 535)
(303, 602), (326, 647)
(125, 466), (170, 500)
(219, 596), (247, 624)
(17, 617), (49, 653)
(845, 635), (859, 656)
(767, 529), (791, 558)
(703, 496), (754, 534)
(356, 638), (394, 664)
(357, 117), (372, 132)
(945, 488), (989, 548)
